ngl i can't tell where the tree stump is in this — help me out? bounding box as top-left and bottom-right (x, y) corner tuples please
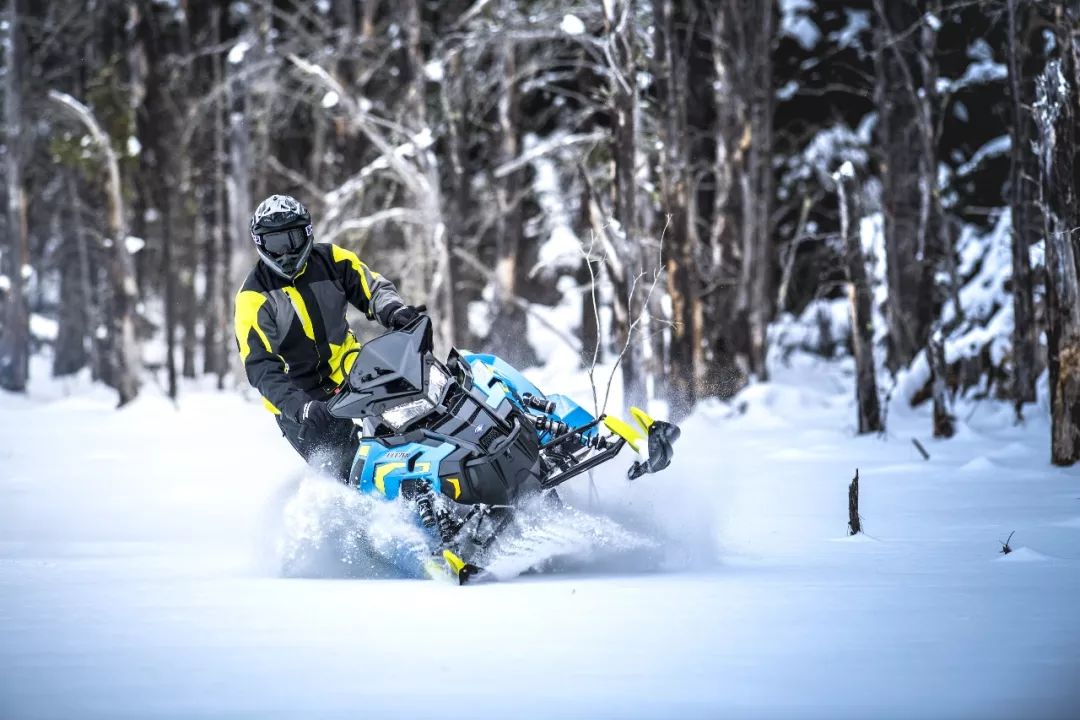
(848, 469), (861, 536)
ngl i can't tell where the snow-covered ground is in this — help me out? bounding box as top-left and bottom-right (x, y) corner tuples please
(2, 356), (1079, 719)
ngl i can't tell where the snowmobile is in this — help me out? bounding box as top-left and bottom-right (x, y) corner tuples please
(325, 315), (680, 584)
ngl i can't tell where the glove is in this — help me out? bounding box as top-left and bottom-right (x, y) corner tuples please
(387, 304), (424, 330)
(298, 400), (336, 443)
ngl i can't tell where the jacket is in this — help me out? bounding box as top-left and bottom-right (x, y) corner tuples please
(233, 243), (405, 419)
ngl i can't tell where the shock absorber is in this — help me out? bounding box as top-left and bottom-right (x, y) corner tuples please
(415, 481), (438, 530)
(535, 416), (569, 437)
(415, 481), (457, 545)
(522, 393), (556, 414)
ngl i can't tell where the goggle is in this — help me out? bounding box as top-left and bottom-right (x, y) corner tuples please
(256, 225), (313, 256)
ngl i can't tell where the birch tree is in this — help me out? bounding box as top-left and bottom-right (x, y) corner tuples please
(0, 0), (30, 392)
(48, 90), (141, 406)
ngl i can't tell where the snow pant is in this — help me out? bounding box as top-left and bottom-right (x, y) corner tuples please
(276, 410), (359, 483)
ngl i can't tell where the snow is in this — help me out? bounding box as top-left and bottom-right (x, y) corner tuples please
(776, 79), (798, 101)
(125, 235), (146, 254)
(958, 135), (1011, 177)
(29, 314), (59, 342)
(0, 274), (9, 292)
(320, 90), (340, 109)
(227, 40), (250, 65)
(829, 9), (870, 50)
(560, 14), (586, 36)
(780, 0), (820, 51)
(946, 59), (1008, 92)
(527, 136), (581, 276)
(127, 136), (142, 157)
(940, 212), (1015, 367)
(3, 352), (1079, 717)
(423, 59), (444, 82)
(781, 123), (870, 195)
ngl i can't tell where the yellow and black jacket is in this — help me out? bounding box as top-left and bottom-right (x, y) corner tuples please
(233, 243), (405, 420)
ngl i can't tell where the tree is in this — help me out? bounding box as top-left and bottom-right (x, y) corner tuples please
(0, 0), (30, 393)
(1006, 0), (1039, 413)
(702, 0), (777, 391)
(873, 0), (935, 370)
(48, 90), (141, 406)
(1034, 3), (1080, 465)
(605, 0), (647, 412)
(652, 0), (699, 419)
(836, 162), (882, 434)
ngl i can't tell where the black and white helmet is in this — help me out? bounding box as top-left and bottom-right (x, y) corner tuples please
(250, 194), (314, 280)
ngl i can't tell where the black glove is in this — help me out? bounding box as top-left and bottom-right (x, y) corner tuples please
(298, 400), (336, 443)
(387, 304), (424, 330)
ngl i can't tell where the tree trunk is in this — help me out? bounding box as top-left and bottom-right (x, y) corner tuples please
(210, 4), (229, 389)
(836, 165), (883, 434)
(486, 26), (535, 367)
(607, 0), (646, 412)
(439, 48), (472, 348)
(928, 332), (955, 438)
(0, 0), (30, 392)
(874, 0), (933, 370)
(578, 182), (602, 368)
(653, 0), (698, 420)
(53, 179), (89, 377)
(743, 1), (775, 381)
(701, 3), (746, 399)
(48, 91), (141, 406)
(162, 192), (178, 400)
(226, 29), (253, 293)
(1007, 0), (1039, 412)
(1035, 6), (1080, 465)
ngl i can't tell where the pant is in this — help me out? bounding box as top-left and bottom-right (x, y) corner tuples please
(276, 410), (360, 483)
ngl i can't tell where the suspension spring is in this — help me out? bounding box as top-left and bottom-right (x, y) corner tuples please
(435, 508), (457, 545)
(415, 482), (438, 530)
(535, 417), (569, 437)
(415, 480), (457, 545)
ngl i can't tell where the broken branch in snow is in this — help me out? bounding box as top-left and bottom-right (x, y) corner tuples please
(1000, 530), (1015, 555)
(912, 438), (931, 460)
(848, 469), (862, 536)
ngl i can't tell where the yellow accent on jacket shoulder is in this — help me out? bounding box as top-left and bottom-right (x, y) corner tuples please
(234, 290), (271, 361)
(331, 244), (373, 300)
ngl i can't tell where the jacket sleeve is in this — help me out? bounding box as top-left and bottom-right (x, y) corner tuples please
(329, 244), (406, 328)
(234, 290), (308, 420)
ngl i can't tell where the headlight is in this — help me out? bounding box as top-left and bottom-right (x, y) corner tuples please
(426, 363), (449, 403)
(382, 396), (433, 430)
(381, 364), (451, 431)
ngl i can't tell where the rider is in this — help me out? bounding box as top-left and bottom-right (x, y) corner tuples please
(233, 194), (423, 480)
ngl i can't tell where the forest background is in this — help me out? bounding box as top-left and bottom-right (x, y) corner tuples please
(2, 0), (1080, 464)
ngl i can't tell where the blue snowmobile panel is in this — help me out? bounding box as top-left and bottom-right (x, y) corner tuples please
(461, 352), (597, 432)
(352, 440), (457, 500)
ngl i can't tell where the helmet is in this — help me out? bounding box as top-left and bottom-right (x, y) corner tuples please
(250, 194), (314, 280)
